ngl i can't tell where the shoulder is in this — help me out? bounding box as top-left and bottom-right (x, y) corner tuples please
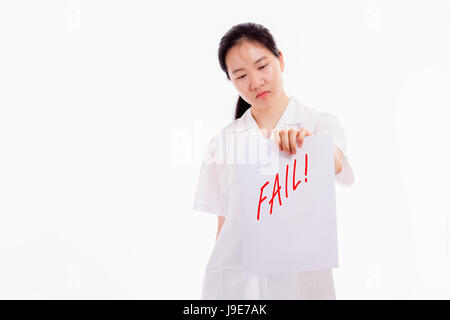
(296, 100), (342, 133)
(316, 111), (342, 130)
(207, 115), (248, 145)
(203, 117), (244, 161)
(310, 108), (343, 134)
(301, 101), (336, 122)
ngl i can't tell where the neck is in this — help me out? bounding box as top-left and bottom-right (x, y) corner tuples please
(251, 91), (290, 132)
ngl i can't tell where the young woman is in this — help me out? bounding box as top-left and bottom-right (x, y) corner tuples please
(193, 22), (354, 299)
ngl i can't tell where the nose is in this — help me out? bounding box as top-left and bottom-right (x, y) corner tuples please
(249, 71), (265, 91)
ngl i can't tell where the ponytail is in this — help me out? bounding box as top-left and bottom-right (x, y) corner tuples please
(234, 96), (251, 120)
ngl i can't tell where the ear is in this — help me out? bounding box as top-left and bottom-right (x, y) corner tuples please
(278, 50), (285, 72)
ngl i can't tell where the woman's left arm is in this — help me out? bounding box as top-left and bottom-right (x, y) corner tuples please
(334, 145), (343, 175)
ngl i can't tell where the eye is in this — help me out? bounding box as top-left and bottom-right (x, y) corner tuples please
(236, 64), (268, 80)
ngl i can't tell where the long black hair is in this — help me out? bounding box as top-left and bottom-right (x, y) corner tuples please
(218, 22), (281, 120)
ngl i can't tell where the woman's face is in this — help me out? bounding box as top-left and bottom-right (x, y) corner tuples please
(225, 40), (285, 109)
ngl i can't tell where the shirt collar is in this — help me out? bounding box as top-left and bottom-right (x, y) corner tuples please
(233, 96), (307, 133)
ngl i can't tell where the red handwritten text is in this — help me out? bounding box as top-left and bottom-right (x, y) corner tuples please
(256, 154), (309, 220)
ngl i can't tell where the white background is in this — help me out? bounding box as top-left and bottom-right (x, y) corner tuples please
(0, 0), (449, 299)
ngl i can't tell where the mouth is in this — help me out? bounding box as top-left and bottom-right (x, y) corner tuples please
(256, 91), (269, 98)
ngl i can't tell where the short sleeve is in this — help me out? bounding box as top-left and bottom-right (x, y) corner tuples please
(315, 112), (355, 187)
(192, 136), (227, 216)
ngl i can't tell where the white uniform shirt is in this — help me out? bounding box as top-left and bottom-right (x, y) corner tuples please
(193, 96), (355, 299)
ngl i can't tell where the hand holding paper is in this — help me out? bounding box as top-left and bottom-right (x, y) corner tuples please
(274, 127), (313, 154)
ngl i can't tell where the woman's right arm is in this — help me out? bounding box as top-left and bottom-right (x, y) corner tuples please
(216, 216), (225, 240)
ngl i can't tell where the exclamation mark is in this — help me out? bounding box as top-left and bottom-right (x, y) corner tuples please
(305, 153), (308, 182)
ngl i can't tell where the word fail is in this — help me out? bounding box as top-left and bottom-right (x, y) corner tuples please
(256, 153), (309, 220)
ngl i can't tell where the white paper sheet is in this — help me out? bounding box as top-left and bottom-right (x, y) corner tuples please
(234, 134), (338, 275)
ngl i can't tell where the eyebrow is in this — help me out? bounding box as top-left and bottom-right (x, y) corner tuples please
(231, 56), (268, 74)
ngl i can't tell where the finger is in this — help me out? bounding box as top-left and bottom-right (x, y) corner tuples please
(288, 129), (298, 154)
(279, 130), (290, 154)
(274, 130), (282, 150)
(298, 128), (307, 148)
